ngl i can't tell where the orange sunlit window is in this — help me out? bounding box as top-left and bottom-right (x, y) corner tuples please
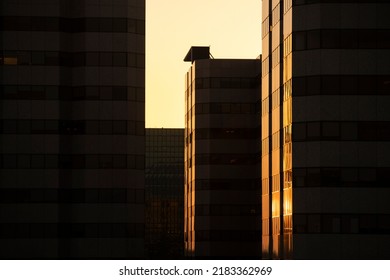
(4, 57), (18, 65)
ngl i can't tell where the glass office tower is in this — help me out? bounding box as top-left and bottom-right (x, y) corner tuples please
(0, 0), (145, 259)
(261, 0), (390, 259)
(145, 128), (184, 259)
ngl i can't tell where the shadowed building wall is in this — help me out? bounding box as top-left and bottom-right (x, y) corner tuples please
(261, 0), (390, 259)
(0, 0), (145, 259)
(184, 47), (262, 259)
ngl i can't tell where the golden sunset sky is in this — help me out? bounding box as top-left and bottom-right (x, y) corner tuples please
(146, 0), (262, 128)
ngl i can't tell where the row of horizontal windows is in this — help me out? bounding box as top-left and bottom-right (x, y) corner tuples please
(271, 88), (280, 109)
(284, 0), (293, 14)
(0, 188), (144, 204)
(145, 186), (183, 196)
(294, 213), (390, 235)
(293, 75), (390, 96)
(293, 121), (390, 142)
(146, 145), (184, 152)
(195, 128), (260, 140)
(261, 138), (270, 157)
(262, 57), (269, 77)
(195, 204), (261, 217)
(0, 120), (144, 135)
(194, 77), (260, 90)
(284, 35), (292, 57)
(272, 3), (281, 26)
(194, 102), (258, 115)
(0, 85), (145, 101)
(0, 154), (144, 169)
(146, 150), (184, 157)
(262, 97), (270, 116)
(195, 153), (259, 166)
(0, 16), (145, 34)
(293, 29), (390, 51)
(145, 130), (184, 136)
(0, 223), (145, 239)
(194, 230), (262, 242)
(145, 178), (183, 187)
(261, 17), (270, 39)
(146, 158), (183, 165)
(0, 51), (145, 68)
(195, 179), (260, 191)
(293, 167), (390, 188)
(272, 131), (281, 151)
(271, 47), (280, 69)
(293, 0), (390, 5)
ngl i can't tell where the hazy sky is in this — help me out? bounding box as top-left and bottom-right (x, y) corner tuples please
(146, 0), (262, 128)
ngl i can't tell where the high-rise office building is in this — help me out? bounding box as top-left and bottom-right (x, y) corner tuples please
(261, 0), (390, 259)
(145, 128), (184, 259)
(184, 47), (262, 258)
(0, 0), (145, 259)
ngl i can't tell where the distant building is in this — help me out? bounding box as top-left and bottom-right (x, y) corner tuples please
(184, 47), (262, 258)
(0, 0), (145, 259)
(145, 128), (184, 259)
(261, 0), (390, 259)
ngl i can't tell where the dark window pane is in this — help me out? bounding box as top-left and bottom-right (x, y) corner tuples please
(127, 53), (136, 67)
(136, 53), (145, 68)
(293, 77), (306, 96)
(113, 121), (127, 134)
(136, 20), (145, 35)
(72, 52), (85, 66)
(293, 31), (306, 50)
(307, 122), (320, 138)
(100, 87), (112, 100)
(340, 29), (358, 48)
(113, 155), (127, 168)
(306, 76), (321, 95)
(113, 18), (127, 32)
(99, 155), (113, 168)
(113, 87), (127, 100)
(99, 18), (113, 32)
(322, 29), (340, 48)
(46, 86), (59, 100)
(31, 52), (45, 65)
(31, 155), (45, 168)
(46, 17), (59, 32)
(85, 18), (99, 32)
(340, 76), (358, 95)
(307, 30), (321, 49)
(100, 121), (113, 134)
(293, 123), (306, 141)
(113, 52), (127, 66)
(322, 122), (339, 138)
(86, 52), (99, 66)
(18, 52), (31, 65)
(100, 52), (112, 66)
(322, 76), (339, 95)
(128, 19), (136, 33)
(359, 29), (377, 48)
(85, 87), (99, 100)
(86, 155), (99, 169)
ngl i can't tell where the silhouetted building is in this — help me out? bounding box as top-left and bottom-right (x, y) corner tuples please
(261, 0), (390, 259)
(145, 128), (184, 259)
(0, 0), (145, 259)
(184, 47), (262, 259)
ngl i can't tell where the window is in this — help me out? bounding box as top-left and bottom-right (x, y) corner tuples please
(113, 52), (127, 67)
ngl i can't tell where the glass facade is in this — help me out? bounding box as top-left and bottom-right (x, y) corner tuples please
(145, 128), (184, 259)
(0, 0), (145, 259)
